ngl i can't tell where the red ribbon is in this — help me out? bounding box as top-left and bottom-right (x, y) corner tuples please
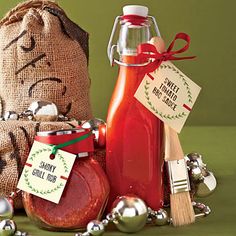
(138, 32), (195, 76)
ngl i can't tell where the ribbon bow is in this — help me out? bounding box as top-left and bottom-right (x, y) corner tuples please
(138, 32), (195, 76)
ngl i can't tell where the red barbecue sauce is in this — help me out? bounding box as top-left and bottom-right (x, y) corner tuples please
(106, 55), (164, 210)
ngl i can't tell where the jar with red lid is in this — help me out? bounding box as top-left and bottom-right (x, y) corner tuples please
(22, 128), (110, 231)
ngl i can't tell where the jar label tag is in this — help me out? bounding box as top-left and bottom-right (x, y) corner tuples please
(17, 140), (76, 204)
(134, 61), (201, 133)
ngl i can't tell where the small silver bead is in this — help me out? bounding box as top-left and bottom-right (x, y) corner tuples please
(74, 233), (84, 236)
(203, 206), (211, 215)
(154, 209), (169, 226)
(87, 220), (104, 236)
(14, 231), (22, 236)
(14, 231), (28, 236)
(75, 232), (90, 236)
(195, 202), (206, 210)
(146, 217), (153, 224)
(58, 114), (65, 121)
(82, 232), (91, 236)
(101, 219), (109, 226)
(27, 115), (33, 121)
(106, 213), (116, 222)
(190, 166), (203, 181)
(193, 202), (211, 218)
(10, 191), (20, 200)
(58, 114), (69, 121)
(147, 207), (154, 214)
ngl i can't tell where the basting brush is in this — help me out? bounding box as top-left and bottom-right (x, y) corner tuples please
(149, 37), (195, 226)
(164, 124), (195, 226)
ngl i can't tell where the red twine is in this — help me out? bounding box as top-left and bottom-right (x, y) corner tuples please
(121, 15), (147, 25)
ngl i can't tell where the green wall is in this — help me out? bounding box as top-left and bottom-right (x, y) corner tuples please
(1, 0), (235, 126)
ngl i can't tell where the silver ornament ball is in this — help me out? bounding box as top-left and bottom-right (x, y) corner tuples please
(87, 220), (105, 236)
(0, 219), (16, 236)
(195, 171), (217, 197)
(112, 195), (148, 233)
(82, 118), (106, 131)
(82, 118), (106, 147)
(28, 100), (59, 121)
(82, 118), (106, 140)
(154, 209), (169, 226)
(0, 198), (14, 220)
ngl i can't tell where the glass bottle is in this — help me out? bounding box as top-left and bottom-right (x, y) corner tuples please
(106, 5), (164, 210)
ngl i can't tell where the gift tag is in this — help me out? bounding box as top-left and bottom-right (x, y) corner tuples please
(17, 141), (76, 204)
(134, 61), (201, 133)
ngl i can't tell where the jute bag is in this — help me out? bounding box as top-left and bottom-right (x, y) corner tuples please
(0, 0), (92, 119)
(0, 0), (93, 208)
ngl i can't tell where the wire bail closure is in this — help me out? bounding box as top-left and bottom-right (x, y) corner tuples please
(107, 15), (161, 67)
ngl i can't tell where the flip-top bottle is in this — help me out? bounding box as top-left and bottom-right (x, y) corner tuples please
(106, 5), (164, 210)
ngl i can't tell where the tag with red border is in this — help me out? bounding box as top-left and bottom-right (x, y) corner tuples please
(134, 61), (201, 133)
(17, 141), (76, 204)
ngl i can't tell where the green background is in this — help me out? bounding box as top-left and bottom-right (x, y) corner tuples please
(1, 0), (235, 125)
(0, 1), (236, 235)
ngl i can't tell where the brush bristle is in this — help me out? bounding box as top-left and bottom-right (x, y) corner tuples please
(170, 192), (195, 226)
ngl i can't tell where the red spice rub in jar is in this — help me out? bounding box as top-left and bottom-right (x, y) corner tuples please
(22, 157), (110, 231)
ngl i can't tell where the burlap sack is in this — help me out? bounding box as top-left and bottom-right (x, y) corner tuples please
(0, 0), (92, 120)
(0, 120), (80, 208)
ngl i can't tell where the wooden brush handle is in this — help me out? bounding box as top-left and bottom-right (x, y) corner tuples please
(150, 39), (185, 160)
(149, 36), (166, 53)
(164, 124), (184, 161)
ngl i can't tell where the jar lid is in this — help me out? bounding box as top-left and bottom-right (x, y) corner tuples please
(37, 128), (85, 136)
(123, 5), (148, 17)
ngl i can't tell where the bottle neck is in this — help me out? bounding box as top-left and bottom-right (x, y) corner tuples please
(118, 55), (147, 84)
(117, 16), (151, 58)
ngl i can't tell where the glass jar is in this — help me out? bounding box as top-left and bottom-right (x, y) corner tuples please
(22, 128), (110, 231)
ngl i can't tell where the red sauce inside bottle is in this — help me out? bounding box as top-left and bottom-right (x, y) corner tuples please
(106, 55), (164, 210)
